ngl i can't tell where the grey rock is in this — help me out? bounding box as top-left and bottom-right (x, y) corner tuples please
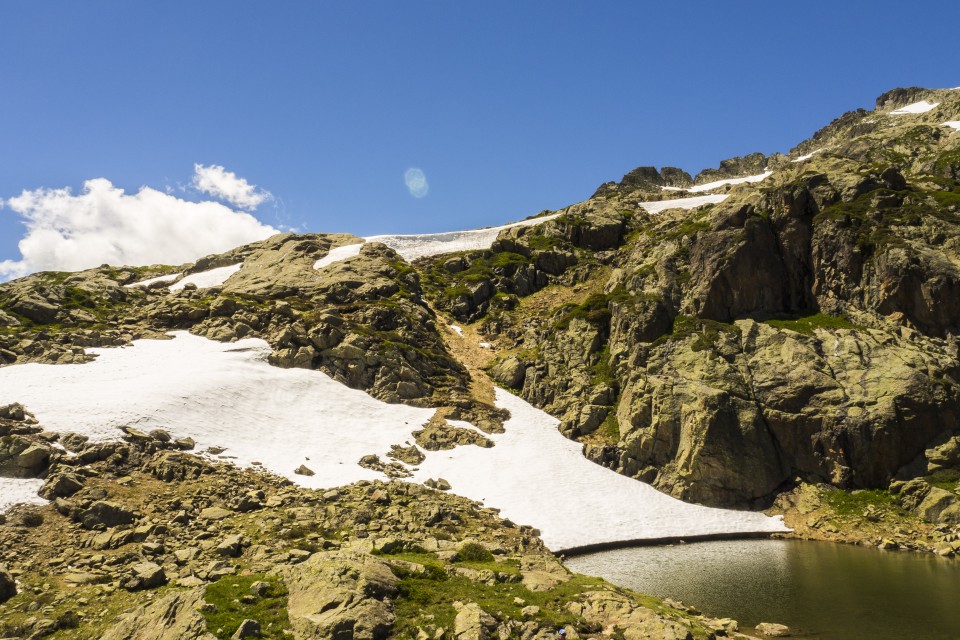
(0, 564), (16, 603)
(294, 464), (315, 477)
(453, 602), (497, 640)
(490, 357), (525, 389)
(123, 562), (167, 591)
(16, 444), (51, 470)
(101, 587), (216, 639)
(215, 534), (245, 558)
(231, 619), (261, 639)
(39, 472), (85, 499)
(8, 295), (59, 324)
(756, 622), (792, 637)
(80, 501), (138, 529)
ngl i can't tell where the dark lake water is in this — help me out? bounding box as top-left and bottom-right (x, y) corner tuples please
(564, 539), (960, 640)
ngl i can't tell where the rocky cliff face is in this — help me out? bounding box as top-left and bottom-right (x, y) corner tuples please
(468, 87), (960, 507)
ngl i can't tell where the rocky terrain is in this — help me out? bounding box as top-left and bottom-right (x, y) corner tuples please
(0, 406), (759, 640)
(3, 85), (960, 636)
(461, 87), (960, 515)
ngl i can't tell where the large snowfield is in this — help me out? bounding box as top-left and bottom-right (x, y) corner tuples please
(890, 100), (939, 114)
(0, 332), (788, 551)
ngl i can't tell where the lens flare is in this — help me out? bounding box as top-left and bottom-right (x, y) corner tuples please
(404, 167), (429, 198)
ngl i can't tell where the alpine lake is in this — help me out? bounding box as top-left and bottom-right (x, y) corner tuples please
(564, 538), (960, 640)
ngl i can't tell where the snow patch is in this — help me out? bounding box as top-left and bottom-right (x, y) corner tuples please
(168, 264), (242, 291)
(942, 121), (960, 131)
(313, 214), (563, 269)
(686, 171), (773, 193)
(0, 332), (434, 488)
(639, 194), (729, 215)
(449, 325), (464, 336)
(0, 333), (788, 550)
(890, 100), (939, 115)
(365, 214), (563, 263)
(313, 243), (364, 270)
(413, 390), (788, 551)
(479, 342), (492, 349)
(792, 149), (822, 163)
(0, 478), (46, 514)
(124, 273), (182, 288)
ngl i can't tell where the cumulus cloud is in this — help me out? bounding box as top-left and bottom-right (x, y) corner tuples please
(192, 163), (272, 210)
(404, 167), (429, 198)
(0, 178), (277, 280)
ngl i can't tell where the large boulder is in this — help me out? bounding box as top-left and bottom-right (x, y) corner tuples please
(101, 587), (215, 639)
(0, 565), (16, 603)
(453, 602), (497, 640)
(282, 550), (398, 640)
(79, 501), (138, 529)
(121, 562), (167, 591)
(39, 472), (85, 499)
(7, 295), (59, 324)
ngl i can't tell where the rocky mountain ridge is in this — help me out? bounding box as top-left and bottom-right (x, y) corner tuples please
(2, 85), (960, 638)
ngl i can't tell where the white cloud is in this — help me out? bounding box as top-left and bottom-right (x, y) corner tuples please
(192, 163), (272, 210)
(404, 167), (429, 198)
(0, 177), (277, 280)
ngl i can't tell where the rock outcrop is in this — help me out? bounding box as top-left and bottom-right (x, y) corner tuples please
(427, 86), (960, 507)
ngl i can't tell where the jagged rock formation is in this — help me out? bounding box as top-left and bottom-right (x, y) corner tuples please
(441, 86), (960, 507)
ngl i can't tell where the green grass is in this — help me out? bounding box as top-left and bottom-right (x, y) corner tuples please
(599, 406), (620, 442)
(925, 468), (960, 491)
(589, 345), (615, 387)
(201, 574), (290, 639)
(553, 287), (640, 330)
(822, 489), (897, 516)
(452, 542), (494, 563)
(392, 569), (605, 637)
(524, 232), (565, 251)
(763, 312), (859, 336)
(651, 314), (738, 352)
(813, 183), (960, 253)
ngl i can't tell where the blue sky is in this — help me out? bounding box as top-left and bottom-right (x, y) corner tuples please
(1, 1), (958, 275)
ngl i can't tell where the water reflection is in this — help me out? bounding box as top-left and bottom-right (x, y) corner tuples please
(564, 539), (960, 640)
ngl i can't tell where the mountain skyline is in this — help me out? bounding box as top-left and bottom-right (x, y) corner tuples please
(2, 1), (958, 278)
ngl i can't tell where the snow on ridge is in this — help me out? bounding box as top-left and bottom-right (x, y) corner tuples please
(687, 171), (773, 193)
(792, 149), (822, 163)
(168, 263), (242, 291)
(313, 243), (364, 269)
(942, 121), (960, 131)
(659, 171), (773, 194)
(890, 100), (939, 115)
(314, 196), (742, 270)
(365, 213), (563, 262)
(0, 332), (788, 549)
(314, 213), (564, 269)
(124, 273), (182, 289)
(640, 194), (729, 214)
